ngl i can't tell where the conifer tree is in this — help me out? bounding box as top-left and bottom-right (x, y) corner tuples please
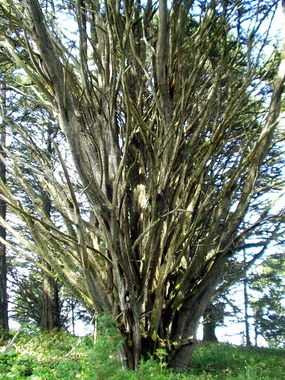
(0, 0), (285, 369)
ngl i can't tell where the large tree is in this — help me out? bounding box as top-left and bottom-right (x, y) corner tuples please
(0, 0), (285, 370)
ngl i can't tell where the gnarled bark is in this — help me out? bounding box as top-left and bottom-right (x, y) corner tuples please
(0, 0), (284, 370)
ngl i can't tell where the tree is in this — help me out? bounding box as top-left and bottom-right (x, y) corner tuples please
(0, 47), (13, 331)
(40, 127), (61, 331)
(249, 252), (285, 348)
(202, 301), (225, 342)
(0, 77), (8, 332)
(0, 0), (285, 370)
(202, 241), (285, 345)
(8, 260), (56, 328)
(0, 68), (64, 331)
(8, 258), (91, 331)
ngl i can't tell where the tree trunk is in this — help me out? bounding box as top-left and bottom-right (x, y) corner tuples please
(40, 261), (56, 330)
(40, 133), (61, 331)
(203, 320), (218, 342)
(170, 273), (223, 370)
(243, 274), (251, 346)
(172, 341), (197, 372)
(202, 302), (221, 342)
(0, 80), (8, 331)
(243, 250), (251, 346)
(0, 225), (8, 331)
(40, 262), (62, 330)
(52, 280), (61, 329)
(1, 0), (285, 371)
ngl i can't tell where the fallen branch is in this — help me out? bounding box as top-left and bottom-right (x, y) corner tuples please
(2, 330), (20, 354)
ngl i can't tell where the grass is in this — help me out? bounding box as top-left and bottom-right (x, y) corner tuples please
(0, 329), (284, 379)
(189, 342), (285, 379)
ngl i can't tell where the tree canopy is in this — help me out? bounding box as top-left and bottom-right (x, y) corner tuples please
(0, 0), (285, 371)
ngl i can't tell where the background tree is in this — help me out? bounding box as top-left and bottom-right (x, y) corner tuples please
(0, 0), (285, 371)
(8, 257), (91, 332)
(0, 66), (67, 331)
(0, 76), (8, 332)
(249, 252), (285, 348)
(39, 126), (61, 331)
(0, 47), (14, 331)
(8, 259), (57, 328)
(203, 235), (285, 345)
(202, 301), (226, 342)
(203, 226), (285, 346)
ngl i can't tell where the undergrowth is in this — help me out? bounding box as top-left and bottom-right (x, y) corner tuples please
(0, 325), (284, 379)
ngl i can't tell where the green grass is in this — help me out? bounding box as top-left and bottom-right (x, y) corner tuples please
(189, 342), (285, 379)
(0, 330), (284, 379)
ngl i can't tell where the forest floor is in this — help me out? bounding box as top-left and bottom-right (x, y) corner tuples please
(0, 329), (284, 379)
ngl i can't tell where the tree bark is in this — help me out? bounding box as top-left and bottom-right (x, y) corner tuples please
(40, 132), (61, 331)
(243, 251), (251, 346)
(39, 259), (61, 330)
(1, 0), (285, 371)
(0, 80), (8, 331)
(203, 314), (218, 342)
(203, 322), (218, 342)
(0, 201), (8, 332)
(170, 267), (224, 370)
(40, 261), (55, 330)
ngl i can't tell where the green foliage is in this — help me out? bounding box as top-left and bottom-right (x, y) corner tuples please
(0, 330), (85, 379)
(1, 1), (285, 369)
(9, 259), (92, 332)
(0, 352), (19, 375)
(188, 342), (285, 379)
(0, 330), (285, 379)
(249, 253), (285, 348)
(84, 314), (126, 380)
